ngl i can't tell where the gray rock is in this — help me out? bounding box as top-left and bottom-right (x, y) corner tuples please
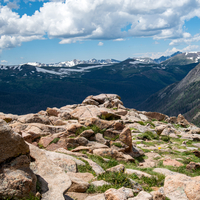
(44, 149), (85, 166)
(187, 147), (198, 150)
(106, 164), (125, 173)
(85, 193), (105, 200)
(67, 174), (89, 193)
(0, 119), (29, 164)
(130, 145), (144, 158)
(129, 179), (143, 193)
(79, 129), (94, 139)
(153, 168), (181, 176)
(164, 174), (200, 200)
(28, 144), (72, 200)
(129, 191), (153, 200)
(95, 133), (109, 145)
(87, 141), (109, 150)
(0, 155), (36, 199)
(193, 143), (200, 148)
(76, 137), (89, 146)
(118, 187), (134, 198)
(125, 169), (152, 178)
(91, 180), (110, 187)
(104, 188), (127, 200)
(18, 114), (51, 124)
(82, 158), (105, 175)
(93, 148), (135, 162)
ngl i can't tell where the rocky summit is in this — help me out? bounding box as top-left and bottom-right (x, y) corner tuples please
(1, 93), (200, 200)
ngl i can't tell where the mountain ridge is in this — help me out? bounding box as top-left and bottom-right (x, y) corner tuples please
(138, 62), (200, 126)
(2, 51), (183, 68)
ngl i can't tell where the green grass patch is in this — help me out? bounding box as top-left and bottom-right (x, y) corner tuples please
(137, 121), (155, 128)
(130, 127), (137, 131)
(37, 143), (44, 149)
(128, 173), (165, 192)
(75, 125), (106, 135)
(137, 121), (145, 126)
(86, 184), (112, 193)
(140, 148), (151, 153)
(104, 135), (119, 141)
(77, 159), (96, 176)
(173, 123), (183, 129)
(138, 131), (159, 140)
(112, 142), (123, 148)
(146, 121), (156, 128)
(50, 137), (60, 144)
(3, 194), (40, 200)
(142, 141), (155, 147)
(160, 135), (170, 142)
(67, 147), (76, 151)
(97, 172), (132, 188)
(88, 154), (119, 170)
(161, 120), (168, 124)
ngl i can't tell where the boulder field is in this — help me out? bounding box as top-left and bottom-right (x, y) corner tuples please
(1, 93), (200, 200)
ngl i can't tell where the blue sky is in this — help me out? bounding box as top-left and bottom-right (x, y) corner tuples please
(1, 0), (200, 65)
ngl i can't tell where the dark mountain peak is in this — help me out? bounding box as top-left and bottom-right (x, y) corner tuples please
(154, 51), (182, 64)
(171, 51), (182, 57)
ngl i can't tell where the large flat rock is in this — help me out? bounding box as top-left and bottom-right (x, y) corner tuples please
(28, 144), (72, 200)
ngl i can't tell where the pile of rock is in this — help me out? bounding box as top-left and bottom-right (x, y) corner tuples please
(1, 93), (200, 200)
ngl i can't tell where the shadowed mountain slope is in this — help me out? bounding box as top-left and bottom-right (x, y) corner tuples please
(138, 63), (200, 126)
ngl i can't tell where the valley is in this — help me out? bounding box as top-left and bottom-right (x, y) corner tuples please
(0, 52), (200, 126)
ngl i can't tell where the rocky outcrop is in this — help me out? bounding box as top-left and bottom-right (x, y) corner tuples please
(0, 120), (36, 199)
(70, 105), (120, 120)
(0, 119), (29, 163)
(0, 155), (37, 199)
(2, 93), (200, 200)
(164, 174), (200, 200)
(18, 114), (51, 125)
(82, 94), (123, 108)
(93, 148), (135, 162)
(29, 144), (72, 200)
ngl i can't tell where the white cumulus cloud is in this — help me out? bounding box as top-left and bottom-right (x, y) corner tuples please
(98, 42), (104, 46)
(0, 0), (200, 51)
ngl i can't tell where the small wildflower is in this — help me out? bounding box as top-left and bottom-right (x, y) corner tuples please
(158, 147), (161, 150)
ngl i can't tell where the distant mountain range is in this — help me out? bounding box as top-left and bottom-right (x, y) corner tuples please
(20, 51), (195, 68)
(1, 51), (200, 126)
(26, 58), (121, 68)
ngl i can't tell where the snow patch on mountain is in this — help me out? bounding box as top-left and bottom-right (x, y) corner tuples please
(27, 58), (120, 68)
